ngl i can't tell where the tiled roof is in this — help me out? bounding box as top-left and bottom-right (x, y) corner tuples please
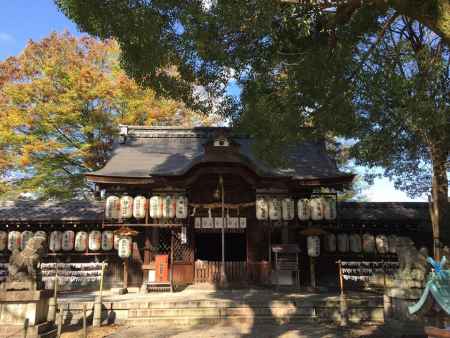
(0, 199), (436, 224)
(87, 126), (350, 180)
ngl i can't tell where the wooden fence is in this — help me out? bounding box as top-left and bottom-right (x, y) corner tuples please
(194, 260), (271, 284)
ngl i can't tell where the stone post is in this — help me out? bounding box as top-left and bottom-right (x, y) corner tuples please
(93, 296), (102, 327)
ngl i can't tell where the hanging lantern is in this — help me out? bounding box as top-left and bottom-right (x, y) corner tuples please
(133, 196), (147, 219)
(0, 231), (7, 251)
(20, 231), (34, 250)
(239, 217), (247, 229)
(337, 233), (349, 253)
(120, 195), (133, 219)
(349, 234), (362, 253)
(62, 230), (75, 251)
(310, 198), (324, 221)
(49, 231), (62, 252)
(325, 233), (337, 252)
(181, 227), (187, 244)
(388, 235), (398, 254)
(362, 233), (375, 253)
(282, 198), (295, 221)
(8, 231), (21, 251)
(175, 196), (188, 219)
(113, 233), (120, 250)
(256, 197), (268, 220)
(323, 198), (337, 220)
(118, 236), (132, 258)
(376, 234), (389, 254)
(75, 231), (88, 252)
(89, 230), (102, 251)
(268, 198), (282, 220)
(162, 195), (176, 218)
(298, 199), (311, 221)
(105, 196), (120, 219)
(102, 231), (114, 251)
(149, 196), (162, 219)
(35, 231), (46, 240)
(307, 236), (320, 257)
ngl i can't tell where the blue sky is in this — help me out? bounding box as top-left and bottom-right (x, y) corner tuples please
(0, 1), (426, 202)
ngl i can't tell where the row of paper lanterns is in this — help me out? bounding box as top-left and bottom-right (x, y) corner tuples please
(0, 230), (133, 255)
(105, 195), (188, 220)
(256, 197), (336, 221)
(306, 233), (400, 257)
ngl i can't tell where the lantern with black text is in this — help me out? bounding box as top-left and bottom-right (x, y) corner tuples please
(49, 231), (62, 252)
(256, 197), (268, 220)
(21, 231), (33, 250)
(162, 195), (176, 218)
(120, 195), (133, 219)
(323, 198), (337, 220)
(102, 231), (114, 251)
(62, 230), (75, 251)
(75, 231), (88, 252)
(133, 196), (147, 219)
(376, 234), (389, 254)
(8, 231), (21, 251)
(310, 198), (324, 220)
(89, 230), (102, 251)
(298, 199), (311, 221)
(268, 198), (282, 220)
(337, 233), (349, 253)
(349, 233), (362, 253)
(307, 236), (320, 257)
(0, 231), (7, 251)
(149, 196), (162, 219)
(325, 233), (336, 252)
(176, 196), (188, 219)
(105, 195), (120, 219)
(282, 198), (295, 221)
(362, 233), (375, 253)
(113, 234), (120, 250)
(118, 236), (132, 258)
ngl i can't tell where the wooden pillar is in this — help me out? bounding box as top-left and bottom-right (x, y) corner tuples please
(123, 259), (128, 290)
(170, 230), (174, 292)
(310, 256), (316, 288)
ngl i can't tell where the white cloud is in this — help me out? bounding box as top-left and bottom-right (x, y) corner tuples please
(0, 32), (14, 43)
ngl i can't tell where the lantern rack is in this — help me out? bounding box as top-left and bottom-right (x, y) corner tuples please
(46, 252), (116, 256)
(102, 223), (184, 228)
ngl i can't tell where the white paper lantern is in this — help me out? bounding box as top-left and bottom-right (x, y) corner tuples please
(181, 227), (187, 244)
(102, 231), (114, 251)
(282, 198), (295, 221)
(203, 217), (214, 228)
(269, 198), (282, 220)
(75, 231), (88, 252)
(256, 197), (268, 220)
(21, 231), (34, 250)
(105, 195), (120, 219)
(162, 195), (176, 218)
(376, 235), (389, 254)
(49, 231), (62, 252)
(133, 196), (147, 219)
(118, 236), (132, 258)
(239, 217), (247, 229)
(298, 199), (311, 221)
(35, 231), (46, 240)
(62, 230), (75, 251)
(0, 231), (7, 251)
(307, 236), (320, 257)
(325, 233), (336, 252)
(310, 198), (324, 221)
(175, 196), (188, 219)
(362, 233), (375, 253)
(323, 199), (337, 220)
(149, 196), (162, 219)
(388, 235), (398, 254)
(349, 234), (362, 253)
(8, 231), (21, 251)
(113, 234), (120, 250)
(228, 217), (239, 229)
(120, 196), (133, 219)
(194, 217), (202, 229)
(337, 233), (349, 253)
(89, 230), (102, 251)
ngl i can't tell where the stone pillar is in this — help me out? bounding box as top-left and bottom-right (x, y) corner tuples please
(47, 297), (57, 323)
(93, 296), (102, 327)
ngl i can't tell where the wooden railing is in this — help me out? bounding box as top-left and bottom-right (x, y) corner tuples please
(194, 260), (271, 284)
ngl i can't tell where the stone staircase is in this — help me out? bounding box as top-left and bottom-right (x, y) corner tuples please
(58, 294), (384, 328)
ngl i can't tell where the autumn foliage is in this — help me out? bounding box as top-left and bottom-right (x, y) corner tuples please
(0, 32), (216, 199)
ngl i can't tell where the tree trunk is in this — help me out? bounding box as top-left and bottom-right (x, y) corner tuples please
(430, 144), (449, 259)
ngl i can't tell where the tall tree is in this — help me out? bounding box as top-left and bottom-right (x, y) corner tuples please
(0, 32), (216, 199)
(54, 2), (448, 246)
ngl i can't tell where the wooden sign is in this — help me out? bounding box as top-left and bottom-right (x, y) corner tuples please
(155, 254), (169, 282)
